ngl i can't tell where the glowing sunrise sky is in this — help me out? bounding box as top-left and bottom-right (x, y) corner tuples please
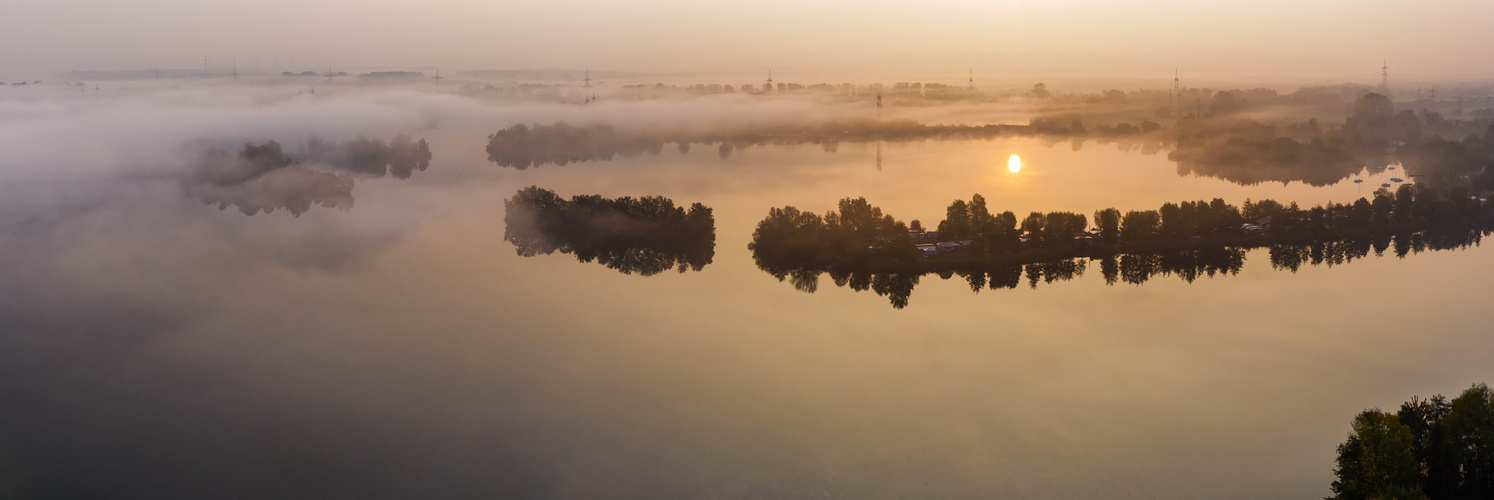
(3, 0), (1492, 82)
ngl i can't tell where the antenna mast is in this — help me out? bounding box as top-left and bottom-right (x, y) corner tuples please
(583, 69), (590, 87)
(1173, 69), (1180, 118)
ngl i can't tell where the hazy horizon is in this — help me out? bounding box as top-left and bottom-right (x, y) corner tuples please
(5, 0), (1494, 86)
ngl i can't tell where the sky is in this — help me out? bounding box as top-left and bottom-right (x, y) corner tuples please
(3, 0), (1494, 83)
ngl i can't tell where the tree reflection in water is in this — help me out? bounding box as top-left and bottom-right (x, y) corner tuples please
(503, 186), (715, 276)
(761, 228), (1484, 310)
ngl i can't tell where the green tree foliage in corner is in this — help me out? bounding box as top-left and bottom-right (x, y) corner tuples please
(1333, 383), (1494, 500)
(1329, 410), (1426, 500)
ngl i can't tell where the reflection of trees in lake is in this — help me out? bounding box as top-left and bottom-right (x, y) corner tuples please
(1102, 247), (1246, 285)
(763, 235), (1484, 310)
(1269, 228), (1484, 272)
(184, 136), (432, 216)
(503, 187), (715, 276)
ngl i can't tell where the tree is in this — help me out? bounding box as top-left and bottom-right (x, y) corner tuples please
(1329, 410), (1427, 500)
(1442, 384), (1494, 498)
(1020, 212), (1046, 246)
(1394, 185), (1415, 223)
(1348, 93), (1395, 135)
(968, 194), (994, 235)
(1031, 83), (1050, 99)
(1209, 91), (1245, 115)
(938, 199), (971, 238)
(1095, 208), (1121, 246)
(1120, 210), (1160, 243)
(1372, 193), (1394, 226)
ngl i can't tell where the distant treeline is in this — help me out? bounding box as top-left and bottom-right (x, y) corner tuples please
(482, 91), (1494, 191)
(748, 188), (1490, 308)
(484, 119), (1132, 169)
(1329, 384), (1494, 500)
(503, 187), (715, 276)
(185, 135), (431, 216)
(1172, 93), (1494, 187)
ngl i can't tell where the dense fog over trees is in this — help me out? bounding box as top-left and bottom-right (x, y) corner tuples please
(184, 136), (431, 216)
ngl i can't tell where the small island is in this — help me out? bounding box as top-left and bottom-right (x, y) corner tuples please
(749, 186), (1492, 308)
(503, 187), (716, 276)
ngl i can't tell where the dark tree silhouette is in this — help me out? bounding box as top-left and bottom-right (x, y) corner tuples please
(503, 187), (715, 276)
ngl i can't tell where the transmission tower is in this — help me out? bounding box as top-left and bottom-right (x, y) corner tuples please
(1382, 61), (1389, 93)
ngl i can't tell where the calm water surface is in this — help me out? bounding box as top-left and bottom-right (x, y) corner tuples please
(2, 107), (1492, 499)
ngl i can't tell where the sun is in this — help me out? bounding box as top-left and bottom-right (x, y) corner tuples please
(1008, 154), (1021, 173)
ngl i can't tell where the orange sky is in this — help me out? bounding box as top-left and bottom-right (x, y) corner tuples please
(3, 0), (1493, 84)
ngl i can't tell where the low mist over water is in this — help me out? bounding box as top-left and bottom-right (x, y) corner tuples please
(3, 67), (1494, 499)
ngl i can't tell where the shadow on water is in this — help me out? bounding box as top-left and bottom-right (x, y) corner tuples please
(503, 187), (716, 276)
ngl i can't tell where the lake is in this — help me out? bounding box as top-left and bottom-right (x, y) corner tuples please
(2, 87), (1491, 499)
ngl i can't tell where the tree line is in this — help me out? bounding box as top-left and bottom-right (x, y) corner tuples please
(483, 119), (1155, 169)
(748, 190), (1490, 308)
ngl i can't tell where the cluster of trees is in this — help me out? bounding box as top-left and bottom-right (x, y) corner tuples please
(748, 197), (919, 281)
(762, 187), (1490, 271)
(186, 140), (355, 216)
(1172, 93), (1494, 188)
(503, 187), (715, 276)
(1330, 383), (1494, 500)
(748, 188), (1491, 308)
(487, 123), (646, 169)
(301, 134), (432, 178)
(940, 187), (1489, 258)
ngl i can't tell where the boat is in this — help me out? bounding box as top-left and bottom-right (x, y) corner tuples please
(1389, 166), (1397, 170)
(1381, 183), (1392, 188)
(1390, 177), (1404, 182)
(1353, 179), (1364, 183)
